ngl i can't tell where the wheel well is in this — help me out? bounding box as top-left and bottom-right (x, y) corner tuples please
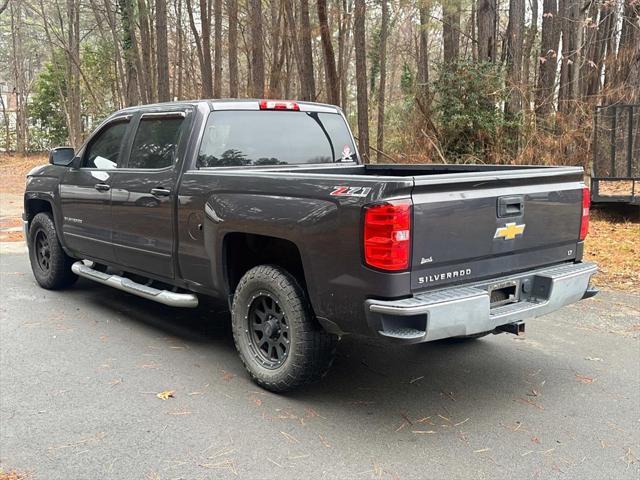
(25, 199), (53, 223)
(224, 233), (307, 295)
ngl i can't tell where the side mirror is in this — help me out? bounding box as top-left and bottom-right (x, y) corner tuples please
(49, 147), (75, 166)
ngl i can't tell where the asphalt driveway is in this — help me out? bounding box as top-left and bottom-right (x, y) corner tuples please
(1, 249), (639, 479)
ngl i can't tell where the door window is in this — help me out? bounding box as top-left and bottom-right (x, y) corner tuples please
(83, 120), (129, 169)
(128, 116), (185, 169)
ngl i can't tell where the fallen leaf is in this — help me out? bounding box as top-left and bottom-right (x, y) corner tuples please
(575, 374), (595, 384)
(156, 390), (175, 400)
(221, 370), (235, 382)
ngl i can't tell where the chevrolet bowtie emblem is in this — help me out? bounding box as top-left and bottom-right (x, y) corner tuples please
(494, 222), (526, 240)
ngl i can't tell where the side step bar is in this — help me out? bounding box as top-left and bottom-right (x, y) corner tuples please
(71, 261), (198, 308)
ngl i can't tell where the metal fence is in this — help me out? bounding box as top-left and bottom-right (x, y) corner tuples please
(592, 104), (639, 205)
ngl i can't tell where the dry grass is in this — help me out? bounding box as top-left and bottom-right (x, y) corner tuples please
(0, 154), (47, 195)
(585, 208), (640, 293)
(0, 470), (31, 480)
(597, 180), (637, 197)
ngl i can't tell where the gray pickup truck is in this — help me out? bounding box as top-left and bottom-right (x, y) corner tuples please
(23, 99), (597, 391)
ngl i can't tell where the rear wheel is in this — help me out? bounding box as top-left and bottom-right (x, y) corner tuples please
(231, 265), (337, 392)
(28, 212), (77, 290)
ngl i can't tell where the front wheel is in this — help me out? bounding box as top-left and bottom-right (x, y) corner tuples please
(231, 265), (337, 392)
(28, 212), (77, 290)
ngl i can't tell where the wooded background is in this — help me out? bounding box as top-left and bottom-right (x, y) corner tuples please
(0, 0), (638, 165)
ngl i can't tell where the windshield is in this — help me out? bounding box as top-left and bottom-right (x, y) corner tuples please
(197, 110), (356, 167)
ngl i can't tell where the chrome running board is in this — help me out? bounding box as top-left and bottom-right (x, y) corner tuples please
(71, 261), (198, 308)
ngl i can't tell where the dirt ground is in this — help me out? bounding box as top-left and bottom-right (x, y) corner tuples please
(1, 154), (638, 292)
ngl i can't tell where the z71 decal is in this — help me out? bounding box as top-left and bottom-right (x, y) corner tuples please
(330, 186), (372, 198)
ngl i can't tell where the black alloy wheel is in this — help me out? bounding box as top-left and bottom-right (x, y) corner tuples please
(247, 293), (290, 369)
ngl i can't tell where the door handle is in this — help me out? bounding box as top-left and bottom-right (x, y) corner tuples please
(94, 183), (110, 192)
(150, 187), (171, 197)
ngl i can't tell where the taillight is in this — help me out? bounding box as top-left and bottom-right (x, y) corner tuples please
(259, 99), (299, 111)
(579, 187), (590, 240)
(363, 200), (412, 271)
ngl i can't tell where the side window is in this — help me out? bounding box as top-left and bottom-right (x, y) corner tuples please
(83, 120), (129, 169)
(128, 116), (185, 169)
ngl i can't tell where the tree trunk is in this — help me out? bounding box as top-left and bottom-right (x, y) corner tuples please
(317, 0), (339, 105)
(175, 0), (184, 99)
(535, 0), (560, 122)
(136, 0), (154, 103)
(354, 0), (369, 162)
(602, 1), (618, 96)
(201, 0), (214, 97)
(376, 0), (389, 162)
(586, 2), (613, 98)
(442, 0), (461, 63)
(101, 0), (127, 107)
(186, 0), (213, 97)
(9, 0), (28, 153)
(118, 0), (140, 106)
(418, 5), (429, 97)
(522, 0), (538, 108)
(504, 0), (525, 118)
(476, 0), (497, 61)
(67, 0), (82, 147)
(284, 0), (306, 99)
(156, 0), (170, 102)
(338, 0), (352, 112)
(300, 0), (316, 100)
(249, 0), (265, 97)
(227, 0), (238, 97)
(268, 8), (286, 97)
(0, 89), (10, 152)
(558, 0), (579, 115)
(615, 0), (640, 101)
(213, 0), (222, 97)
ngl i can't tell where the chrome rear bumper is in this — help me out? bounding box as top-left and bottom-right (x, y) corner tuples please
(365, 262), (598, 342)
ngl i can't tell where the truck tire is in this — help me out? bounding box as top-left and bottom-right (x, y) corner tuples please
(231, 265), (337, 392)
(28, 212), (77, 290)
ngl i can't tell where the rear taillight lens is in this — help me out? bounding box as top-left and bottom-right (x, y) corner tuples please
(363, 200), (412, 271)
(579, 187), (590, 240)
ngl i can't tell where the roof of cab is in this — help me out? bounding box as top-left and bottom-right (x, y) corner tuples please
(116, 99), (341, 116)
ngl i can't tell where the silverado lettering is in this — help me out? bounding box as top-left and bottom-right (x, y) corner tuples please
(418, 269), (472, 284)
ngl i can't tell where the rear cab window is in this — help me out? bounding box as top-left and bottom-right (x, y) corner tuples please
(197, 110), (356, 168)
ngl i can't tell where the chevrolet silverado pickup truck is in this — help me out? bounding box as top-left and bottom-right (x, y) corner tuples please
(23, 99), (597, 392)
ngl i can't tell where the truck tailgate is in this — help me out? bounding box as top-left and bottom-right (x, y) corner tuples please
(410, 172), (585, 292)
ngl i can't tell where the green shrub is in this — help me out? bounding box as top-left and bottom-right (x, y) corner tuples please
(432, 61), (519, 161)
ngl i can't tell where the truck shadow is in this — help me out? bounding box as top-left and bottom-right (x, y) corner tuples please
(71, 278), (235, 351)
(71, 277), (559, 425)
